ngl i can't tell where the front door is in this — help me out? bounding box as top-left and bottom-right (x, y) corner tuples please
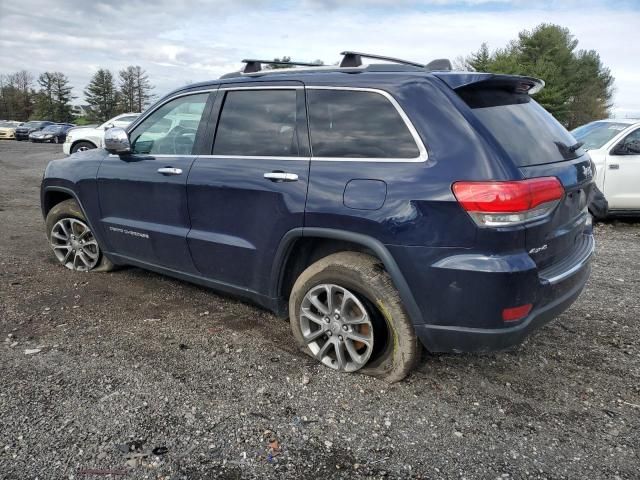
(186, 84), (309, 295)
(97, 91), (213, 272)
(605, 128), (640, 210)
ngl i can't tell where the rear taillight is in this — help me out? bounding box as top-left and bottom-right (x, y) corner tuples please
(452, 177), (564, 227)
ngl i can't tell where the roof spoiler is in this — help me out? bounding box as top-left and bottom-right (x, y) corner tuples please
(432, 72), (545, 95)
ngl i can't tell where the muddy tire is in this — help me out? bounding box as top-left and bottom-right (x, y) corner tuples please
(45, 199), (115, 272)
(289, 251), (421, 383)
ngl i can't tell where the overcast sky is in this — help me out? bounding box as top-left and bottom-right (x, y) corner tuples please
(1, 0), (639, 117)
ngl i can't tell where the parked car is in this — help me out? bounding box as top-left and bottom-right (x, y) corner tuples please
(63, 113), (140, 154)
(29, 123), (75, 144)
(0, 121), (22, 140)
(572, 119), (640, 217)
(15, 121), (55, 140)
(41, 52), (595, 381)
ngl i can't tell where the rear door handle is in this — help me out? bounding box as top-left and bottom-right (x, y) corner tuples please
(264, 172), (298, 182)
(157, 167), (183, 175)
(608, 164), (619, 170)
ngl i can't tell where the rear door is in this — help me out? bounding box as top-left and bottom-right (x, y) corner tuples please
(97, 90), (214, 272)
(186, 83), (309, 294)
(604, 128), (640, 209)
(454, 81), (594, 269)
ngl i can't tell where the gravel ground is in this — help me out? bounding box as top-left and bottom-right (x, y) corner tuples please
(0, 140), (639, 480)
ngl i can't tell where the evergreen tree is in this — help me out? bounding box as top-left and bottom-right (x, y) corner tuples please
(467, 43), (492, 72)
(84, 69), (118, 122)
(118, 66), (136, 113)
(463, 24), (614, 128)
(34, 72), (73, 122)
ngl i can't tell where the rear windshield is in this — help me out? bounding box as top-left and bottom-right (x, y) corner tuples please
(458, 87), (581, 166)
(571, 121), (630, 150)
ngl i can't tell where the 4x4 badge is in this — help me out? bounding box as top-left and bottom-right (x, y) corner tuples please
(529, 244), (548, 255)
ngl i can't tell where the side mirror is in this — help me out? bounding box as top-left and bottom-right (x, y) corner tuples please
(103, 122), (114, 130)
(104, 127), (131, 154)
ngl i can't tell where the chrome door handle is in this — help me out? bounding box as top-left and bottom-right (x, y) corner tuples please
(157, 167), (183, 175)
(608, 164), (619, 170)
(264, 172), (298, 182)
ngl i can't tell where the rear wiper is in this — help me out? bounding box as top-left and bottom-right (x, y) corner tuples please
(568, 141), (584, 153)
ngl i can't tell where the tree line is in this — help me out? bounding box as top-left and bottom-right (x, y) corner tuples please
(0, 66), (154, 124)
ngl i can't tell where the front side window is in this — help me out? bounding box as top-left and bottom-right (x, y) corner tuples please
(307, 89), (420, 159)
(614, 129), (640, 155)
(213, 90), (299, 157)
(130, 93), (208, 155)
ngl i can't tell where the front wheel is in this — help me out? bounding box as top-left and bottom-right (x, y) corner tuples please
(45, 199), (114, 272)
(289, 252), (421, 382)
(71, 141), (96, 154)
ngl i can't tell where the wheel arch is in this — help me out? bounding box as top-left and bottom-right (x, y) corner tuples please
(271, 227), (424, 325)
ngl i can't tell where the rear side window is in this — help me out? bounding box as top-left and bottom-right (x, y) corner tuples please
(213, 90), (299, 157)
(458, 87), (580, 166)
(307, 89), (420, 159)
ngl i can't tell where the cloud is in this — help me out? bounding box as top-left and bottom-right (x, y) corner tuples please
(0, 0), (638, 116)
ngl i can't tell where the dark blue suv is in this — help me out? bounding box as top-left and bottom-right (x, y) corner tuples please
(41, 52), (595, 382)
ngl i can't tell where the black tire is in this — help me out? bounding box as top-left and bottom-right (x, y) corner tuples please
(71, 141), (96, 154)
(45, 199), (115, 272)
(289, 252), (421, 383)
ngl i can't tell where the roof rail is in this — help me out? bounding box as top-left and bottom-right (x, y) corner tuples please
(241, 58), (321, 74)
(218, 52), (453, 79)
(339, 51), (424, 68)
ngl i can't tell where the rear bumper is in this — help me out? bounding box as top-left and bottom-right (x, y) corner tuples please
(393, 233), (594, 353)
(416, 261), (590, 352)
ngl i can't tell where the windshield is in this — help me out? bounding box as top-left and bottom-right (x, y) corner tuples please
(571, 121), (631, 150)
(42, 125), (60, 132)
(22, 121), (40, 128)
(457, 87), (582, 166)
(0, 122), (13, 127)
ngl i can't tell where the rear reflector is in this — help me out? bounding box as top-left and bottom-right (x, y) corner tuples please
(452, 177), (564, 227)
(502, 304), (533, 322)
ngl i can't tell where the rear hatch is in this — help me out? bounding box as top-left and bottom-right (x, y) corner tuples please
(437, 73), (594, 269)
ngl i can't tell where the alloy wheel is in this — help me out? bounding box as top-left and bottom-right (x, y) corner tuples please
(299, 284), (374, 372)
(50, 218), (100, 271)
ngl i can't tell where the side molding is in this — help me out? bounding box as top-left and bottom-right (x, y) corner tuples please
(271, 227), (425, 325)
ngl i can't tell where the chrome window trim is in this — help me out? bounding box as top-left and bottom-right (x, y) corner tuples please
(119, 84), (428, 163)
(200, 155), (309, 161)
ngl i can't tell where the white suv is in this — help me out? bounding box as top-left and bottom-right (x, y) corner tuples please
(572, 119), (640, 216)
(63, 113), (140, 154)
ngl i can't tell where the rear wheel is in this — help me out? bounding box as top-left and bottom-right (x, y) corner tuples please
(45, 199), (114, 272)
(71, 141), (96, 153)
(289, 252), (421, 383)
